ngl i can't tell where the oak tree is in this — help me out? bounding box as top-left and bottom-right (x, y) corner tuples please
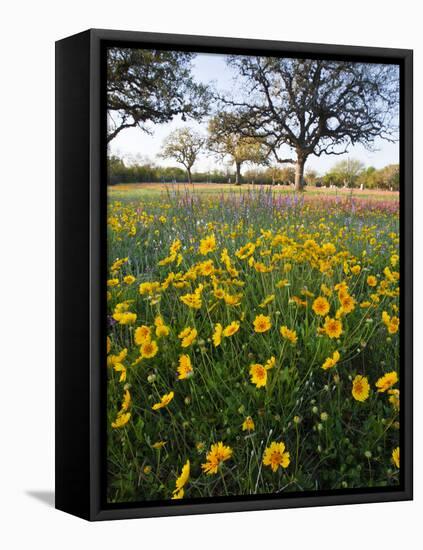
(207, 113), (268, 184)
(107, 48), (210, 143)
(160, 128), (205, 185)
(221, 57), (399, 190)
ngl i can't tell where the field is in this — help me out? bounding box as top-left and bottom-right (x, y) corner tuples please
(110, 182), (400, 202)
(106, 183), (400, 503)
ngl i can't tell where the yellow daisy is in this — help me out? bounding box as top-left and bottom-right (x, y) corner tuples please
(223, 321), (240, 337)
(199, 234), (216, 255)
(324, 316), (343, 339)
(249, 363), (268, 388)
(177, 354), (193, 380)
(201, 442), (232, 475)
(392, 447), (400, 469)
(134, 325), (151, 345)
(321, 350), (340, 370)
(263, 441), (290, 472)
(212, 323), (223, 347)
(242, 416), (255, 432)
(111, 412), (131, 429)
(280, 325), (298, 344)
(172, 460), (190, 499)
(152, 391), (174, 411)
(376, 371), (398, 393)
(253, 314), (271, 333)
(352, 375), (370, 402)
(367, 275), (378, 287)
(178, 327), (198, 348)
(312, 296), (330, 316)
(140, 340), (158, 359)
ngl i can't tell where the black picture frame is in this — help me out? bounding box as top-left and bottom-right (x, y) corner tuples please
(55, 28), (413, 521)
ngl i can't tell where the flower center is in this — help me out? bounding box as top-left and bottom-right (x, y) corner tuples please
(271, 451), (282, 465)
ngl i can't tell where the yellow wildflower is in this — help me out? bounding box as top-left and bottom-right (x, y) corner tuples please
(242, 416), (255, 432)
(178, 327), (197, 348)
(223, 292), (242, 306)
(123, 275), (136, 285)
(375, 371), (398, 393)
(388, 389), (400, 410)
(177, 355), (193, 380)
(249, 363), (268, 388)
(199, 234), (216, 255)
(223, 321), (240, 337)
(152, 391), (174, 410)
(259, 294), (275, 308)
(201, 442), (232, 475)
(253, 314), (271, 333)
(321, 350), (340, 370)
(263, 441), (290, 472)
(113, 311), (137, 325)
(140, 340), (158, 359)
(381, 311), (399, 334)
(172, 460), (190, 498)
(212, 323), (223, 347)
(324, 316), (343, 339)
(156, 324), (170, 338)
(265, 356), (276, 370)
(352, 375), (370, 402)
(280, 326), (298, 344)
(139, 281), (161, 295)
(392, 447), (400, 469)
(107, 348), (127, 368)
(180, 290), (202, 309)
(312, 296), (330, 316)
(367, 275), (378, 287)
(111, 412), (131, 429)
(134, 325), (151, 345)
(235, 242), (255, 259)
(120, 389), (131, 413)
(340, 293), (355, 314)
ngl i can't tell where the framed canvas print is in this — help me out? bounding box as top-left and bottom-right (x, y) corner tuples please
(55, 29), (413, 521)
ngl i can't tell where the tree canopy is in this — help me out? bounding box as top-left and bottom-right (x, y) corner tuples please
(220, 57), (399, 190)
(160, 128), (205, 185)
(107, 48), (210, 143)
(323, 159), (365, 188)
(207, 113), (269, 184)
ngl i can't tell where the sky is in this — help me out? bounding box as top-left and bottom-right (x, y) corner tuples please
(109, 52), (399, 175)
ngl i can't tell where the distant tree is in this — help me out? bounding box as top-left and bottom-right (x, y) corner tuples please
(379, 164), (400, 191)
(107, 154), (126, 185)
(357, 166), (378, 189)
(160, 128), (205, 184)
(107, 48), (210, 143)
(322, 172), (343, 188)
(305, 169), (318, 186)
(278, 166), (296, 185)
(249, 165), (296, 185)
(207, 113), (268, 185)
(266, 165), (281, 185)
(243, 167), (265, 185)
(326, 159), (365, 188)
(221, 57), (399, 190)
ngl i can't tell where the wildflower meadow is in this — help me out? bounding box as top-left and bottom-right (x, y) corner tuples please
(106, 184), (400, 503)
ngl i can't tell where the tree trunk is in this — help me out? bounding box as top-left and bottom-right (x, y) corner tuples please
(235, 161), (242, 185)
(294, 156), (306, 191)
(187, 167), (192, 185)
